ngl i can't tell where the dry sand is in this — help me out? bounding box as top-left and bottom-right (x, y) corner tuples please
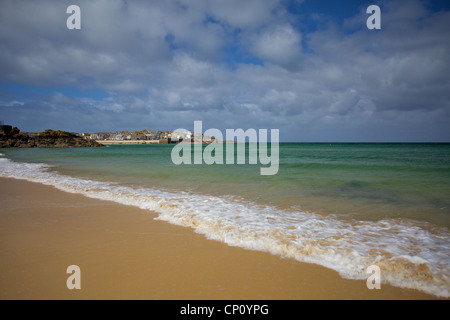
(0, 177), (438, 300)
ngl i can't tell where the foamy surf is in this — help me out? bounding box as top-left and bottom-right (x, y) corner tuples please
(1, 157), (449, 297)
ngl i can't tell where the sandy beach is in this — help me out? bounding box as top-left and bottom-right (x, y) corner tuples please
(0, 177), (439, 300)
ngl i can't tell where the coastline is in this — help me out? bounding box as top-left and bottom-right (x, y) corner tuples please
(96, 140), (161, 145)
(0, 177), (440, 300)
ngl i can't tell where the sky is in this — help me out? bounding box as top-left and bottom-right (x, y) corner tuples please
(0, 0), (449, 142)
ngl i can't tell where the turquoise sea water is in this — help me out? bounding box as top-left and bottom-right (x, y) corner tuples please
(3, 143), (449, 225)
(1, 143), (449, 296)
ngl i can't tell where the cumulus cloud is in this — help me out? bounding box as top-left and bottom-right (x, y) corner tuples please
(0, 0), (449, 141)
(248, 25), (302, 69)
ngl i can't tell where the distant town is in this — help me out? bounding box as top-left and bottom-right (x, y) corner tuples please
(1, 121), (215, 145)
(82, 129), (214, 145)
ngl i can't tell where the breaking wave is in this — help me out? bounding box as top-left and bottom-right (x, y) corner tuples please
(1, 157), (449, 297)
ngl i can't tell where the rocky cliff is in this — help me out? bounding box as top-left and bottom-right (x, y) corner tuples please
(0, 128), (104, 148)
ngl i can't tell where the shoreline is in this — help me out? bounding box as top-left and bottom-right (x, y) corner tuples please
(96, 140), (161, 145)
(0, 177), (441, 300)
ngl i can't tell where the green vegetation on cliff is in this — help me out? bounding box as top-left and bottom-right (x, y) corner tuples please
(0, 127), (104, 148)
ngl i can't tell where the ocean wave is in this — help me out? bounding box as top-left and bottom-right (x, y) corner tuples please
(1, 157), (449, 297)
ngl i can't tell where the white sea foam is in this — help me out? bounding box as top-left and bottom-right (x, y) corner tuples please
(1, 157), (449, 297)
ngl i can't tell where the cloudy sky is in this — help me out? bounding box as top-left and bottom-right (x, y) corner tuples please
(0, 0), (449, 142)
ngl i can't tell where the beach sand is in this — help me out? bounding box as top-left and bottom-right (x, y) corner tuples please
(0, 177), (438, 300)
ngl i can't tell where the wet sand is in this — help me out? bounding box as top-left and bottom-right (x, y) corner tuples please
(0, 177), (438, 300)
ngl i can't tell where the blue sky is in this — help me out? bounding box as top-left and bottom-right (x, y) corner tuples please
(1, 0), (449, 142)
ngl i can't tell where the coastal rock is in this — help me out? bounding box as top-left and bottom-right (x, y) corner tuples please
(0, 128), (104, 148)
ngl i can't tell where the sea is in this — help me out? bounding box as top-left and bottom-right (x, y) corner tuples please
(0, 143), (449, 297)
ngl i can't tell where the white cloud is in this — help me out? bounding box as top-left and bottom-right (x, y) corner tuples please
(249, 25), (302, 69)
(1, 100), (25, 107)
(0, 0), (449, 141)
(206, 0), (282, 29)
